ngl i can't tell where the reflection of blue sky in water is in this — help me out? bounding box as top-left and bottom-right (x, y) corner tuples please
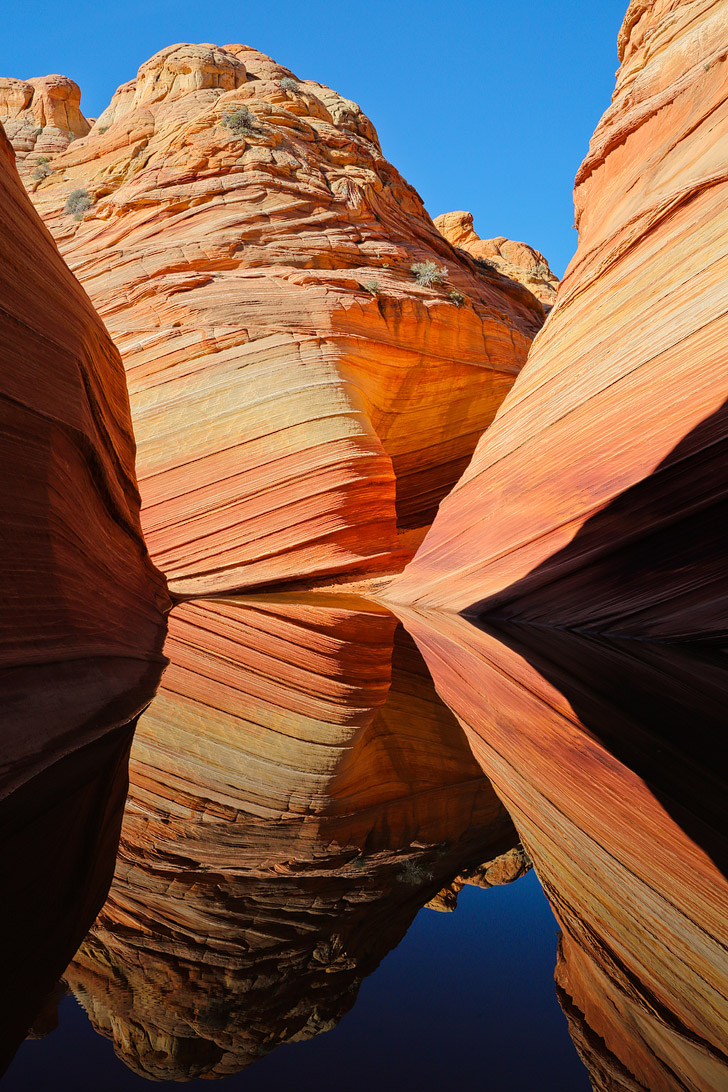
(5, 872), (589, 1092)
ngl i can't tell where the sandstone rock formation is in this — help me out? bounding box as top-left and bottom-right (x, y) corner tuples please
(425, 843), (531, 912)
(2, 43), (546, 596)
(399, 608), (728, 1092)
(0, 75), (90, 166)
(0, 120), (169, 1069)
(0, 120), (168, 674)
(391, 0), (728, 642)
(435, 211), (558, 309)
(0, 121), (168, 692)
(65, 595), (517, 1080)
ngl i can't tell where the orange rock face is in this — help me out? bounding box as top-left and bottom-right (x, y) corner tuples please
(435, 211), (559, 310)
(392, 0), (728, 641)
(65, 595), (516, 1080)
(398, 608), (728, 1092)
(0, 120), (168, 1068)
(0, 122), (167, 674)
(2, 43), (545, 596)
(0, 74), (90, 164)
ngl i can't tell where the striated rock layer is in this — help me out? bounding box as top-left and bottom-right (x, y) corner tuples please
(0, 119), (168, 719)
(435, 211), (559, 309)
(0, 120), (168, 1068)
(3, 43), (545, 596)
(65, 595), (517, 1080)
(399, 608), (728, 1092)
(392, 0), (728, 642)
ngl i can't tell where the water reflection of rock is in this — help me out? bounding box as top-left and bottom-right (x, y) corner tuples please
(66, 595), (518, 1081)
(400, 609), (728, 1092)
(0, 655), (166, 1075)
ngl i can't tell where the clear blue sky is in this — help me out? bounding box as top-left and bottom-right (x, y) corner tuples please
(2, 0), (627, 276)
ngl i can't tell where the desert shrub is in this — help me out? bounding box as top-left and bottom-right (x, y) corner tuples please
(280, 76), (299, 92)
(363, 278), (380, 295)
(535, 261), (550, 277)
(222, 107), (256, 136)
(410, 260), (447, 287)
(32, 156), (51, 180)
(64, 187), (93, 221)
(449, 289), (465, 307)
(98, 125), (109, 134)
(474, 256), (495, 271)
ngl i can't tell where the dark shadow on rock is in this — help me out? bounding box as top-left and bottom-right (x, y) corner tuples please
(471, 397), (728, 644)
(481, 619), (728, 879)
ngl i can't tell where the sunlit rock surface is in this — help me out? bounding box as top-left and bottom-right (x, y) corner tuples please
(0, 74), (90, 164)
(398, 608), (728, 1092)
(64, 596), (517, 1080)
(1, 43), (546, 596)
(425, 843), (532, 912)
(434, 211), (559, 310)
(392, 0), (728, 642)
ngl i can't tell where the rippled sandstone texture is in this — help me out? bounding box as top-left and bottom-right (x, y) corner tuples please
(65, 596), (517, 1080)
(0, 119), (168, 1068)
(399, 608), (728, 1092)
(2, 43), (545, 597)
(393, 0), (728, 642)
(434, 211), (559, 310)
(0, 121), (167, 698)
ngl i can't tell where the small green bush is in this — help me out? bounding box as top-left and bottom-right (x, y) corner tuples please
(222, 107), (256, 136)
(280, 76), (300, 92)
(98, 125), (109, 134)
(449, 289), (465, 307)
(32, 156), (51, 181)
(64, 187), (93, 221)
(363, 278), (380, 295)
(410, 260), (447, 287)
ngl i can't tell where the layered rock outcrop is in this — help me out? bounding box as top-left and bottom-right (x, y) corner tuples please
(399, 608), (728, 1092)
(0, 75), (90, 163)
(0, 121), (167, 684)
(392, 0), (728, 642)
(0, 120), (168, 1070)
(434, 211), (558, 309)
(3, 43), (546, 596)
(65, 596), (517, 1080)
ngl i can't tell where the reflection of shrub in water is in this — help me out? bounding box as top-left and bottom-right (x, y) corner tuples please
(397, 858), (434, 885)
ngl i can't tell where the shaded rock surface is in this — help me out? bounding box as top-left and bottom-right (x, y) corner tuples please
(0, 121), (168, 680)
(0, 115), (168, 1074)
(0, 694), (160, 1075)
(435, 210), (559, 309)
(398, 607), (728, 1092)
(391, 0), (728, 642)
(65, 595), (517, 1080)
(2, 43), (546, 596)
